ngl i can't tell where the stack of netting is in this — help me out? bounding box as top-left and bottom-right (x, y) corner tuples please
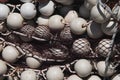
(0, 0), (120, 80)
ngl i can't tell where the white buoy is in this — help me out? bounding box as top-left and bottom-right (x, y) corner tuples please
(101, 19), (118, 36)
(90, 4), (111, 23)
(87, 21), (103, 39)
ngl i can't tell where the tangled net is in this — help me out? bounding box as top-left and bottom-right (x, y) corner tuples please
(0, 0), (120, 80)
